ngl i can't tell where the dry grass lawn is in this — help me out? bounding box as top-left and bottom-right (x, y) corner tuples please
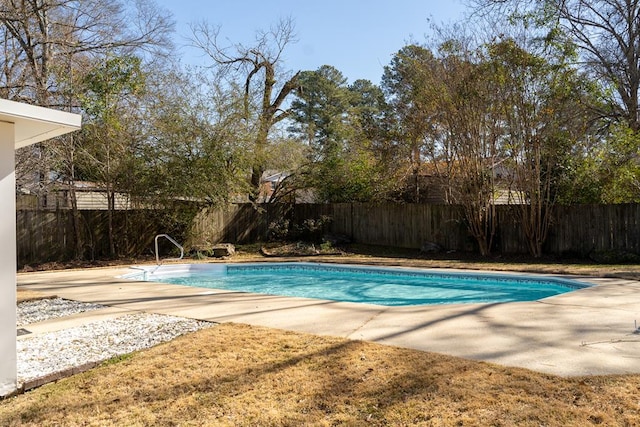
(6, 249), (640, 425)
(1, 323), (640, 426)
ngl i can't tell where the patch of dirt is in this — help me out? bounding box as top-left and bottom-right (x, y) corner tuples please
(259, 242), (344, 257)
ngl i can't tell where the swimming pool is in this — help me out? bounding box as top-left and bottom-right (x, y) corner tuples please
(125, 262), (591, 306)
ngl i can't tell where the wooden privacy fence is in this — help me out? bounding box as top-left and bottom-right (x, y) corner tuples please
(16, 209), (186, 267)
(292, 203), (470, 250)
(546, 204), (640, 255)
(186, 203), (640, 256)
(187, 203), (470, 249)
(16, 203), (640, 266)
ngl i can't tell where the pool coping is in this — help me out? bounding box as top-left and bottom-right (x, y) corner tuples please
(17, 261), (640, 377)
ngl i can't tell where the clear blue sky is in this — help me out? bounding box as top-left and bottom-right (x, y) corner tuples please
(154, 0), (468, 84)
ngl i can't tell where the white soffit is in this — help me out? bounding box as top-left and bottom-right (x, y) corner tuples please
(0, 98), (82, 149)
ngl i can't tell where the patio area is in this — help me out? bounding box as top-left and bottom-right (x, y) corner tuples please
(16, 262), (640, 378)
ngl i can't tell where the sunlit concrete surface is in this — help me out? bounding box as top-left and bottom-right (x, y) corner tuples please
(18, 265), (640, 377)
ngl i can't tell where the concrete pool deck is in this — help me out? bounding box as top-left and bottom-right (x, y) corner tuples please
(17, 263), (640, 377)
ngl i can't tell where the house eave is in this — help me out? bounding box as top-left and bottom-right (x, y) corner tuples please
(0, 99), (82, 149)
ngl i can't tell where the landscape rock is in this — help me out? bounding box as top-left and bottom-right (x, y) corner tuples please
(420, 241), (443, 253)
(211, 243), (236, 258)
(16, 298), (212, 389)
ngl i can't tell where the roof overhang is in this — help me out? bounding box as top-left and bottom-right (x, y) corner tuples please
(0, 98), (82, 149)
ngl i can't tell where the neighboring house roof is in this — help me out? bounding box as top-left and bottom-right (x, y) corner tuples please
(20, 180), (132, 210)
(262, 171), (290, 183)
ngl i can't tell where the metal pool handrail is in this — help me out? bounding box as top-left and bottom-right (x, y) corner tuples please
(154, 234), (184, 265)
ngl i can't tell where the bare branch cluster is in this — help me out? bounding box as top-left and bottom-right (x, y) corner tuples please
(190, 17), (301, 200)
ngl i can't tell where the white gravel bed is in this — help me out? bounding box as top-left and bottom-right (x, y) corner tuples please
(17, 312), (213, 385)
(17, 298), (104, 327)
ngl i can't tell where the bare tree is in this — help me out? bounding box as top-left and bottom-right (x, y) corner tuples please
(191, 18), (301, 200)
(555, 0), (640, 130)
(487, 38), (593, 257)
(441, 47), (503, 256)
(471, 0), (640, 130)
(1, 0), (173, 258)
(0, 0), (173, 106)
(1, 0), (173, 190)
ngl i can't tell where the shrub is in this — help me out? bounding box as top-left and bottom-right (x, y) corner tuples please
(267, 215), (333, 243)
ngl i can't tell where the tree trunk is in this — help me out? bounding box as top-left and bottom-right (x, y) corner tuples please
(464, 203), (495, 256)
(107, 188), (115, 257)
(69, 185), (83, 259)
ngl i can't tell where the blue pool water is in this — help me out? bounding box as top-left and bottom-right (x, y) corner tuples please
(129, 262), (591, 306)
